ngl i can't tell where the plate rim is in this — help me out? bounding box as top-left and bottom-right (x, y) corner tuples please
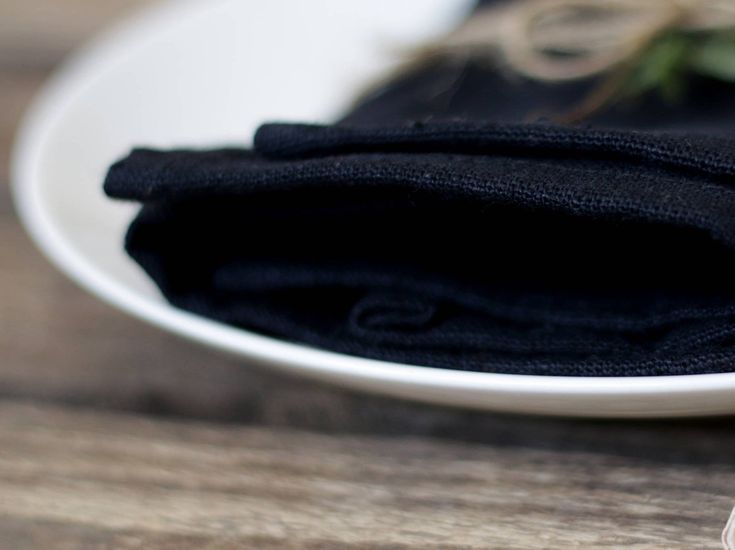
(11, 0), (735, 417)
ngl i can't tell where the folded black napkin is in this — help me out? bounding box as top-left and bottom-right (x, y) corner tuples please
(104, 4), (735, 376)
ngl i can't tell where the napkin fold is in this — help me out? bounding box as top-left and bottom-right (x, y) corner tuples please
(104, 4), (735, 376)
(105, 117), (735, 376)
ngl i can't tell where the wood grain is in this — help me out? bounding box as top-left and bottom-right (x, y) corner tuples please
(0, 401), (732, 550)
(0, 0), (152, 70)
(1, 0), (735, 548)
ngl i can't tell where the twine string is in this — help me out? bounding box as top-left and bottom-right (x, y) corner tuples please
(429, 0), (735, 81)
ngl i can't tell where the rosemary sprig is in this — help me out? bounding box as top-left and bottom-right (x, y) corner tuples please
(565, 29), (735, 121)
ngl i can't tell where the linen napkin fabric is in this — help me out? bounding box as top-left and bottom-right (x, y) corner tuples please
(104, 4), (735, 377)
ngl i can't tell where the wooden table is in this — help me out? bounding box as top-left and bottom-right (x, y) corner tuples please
(2, 2), (734, 548)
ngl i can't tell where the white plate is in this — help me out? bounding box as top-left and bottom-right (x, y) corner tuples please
(12, 0), (735, 418)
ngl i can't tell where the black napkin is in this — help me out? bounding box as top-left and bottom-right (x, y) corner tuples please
(104, 6), (735, 376)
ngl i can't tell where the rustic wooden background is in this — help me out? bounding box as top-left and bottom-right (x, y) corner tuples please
(2, 1), (735, 548)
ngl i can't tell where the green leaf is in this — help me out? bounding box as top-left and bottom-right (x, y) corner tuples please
(623, 33), (691, 102)
(690, 32), (735, 82)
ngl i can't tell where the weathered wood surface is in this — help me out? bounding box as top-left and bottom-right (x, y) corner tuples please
(1, 402), (734, 550)
(1, 1), (735, 548)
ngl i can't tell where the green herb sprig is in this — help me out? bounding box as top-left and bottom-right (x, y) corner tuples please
(566, 30), (735, 121)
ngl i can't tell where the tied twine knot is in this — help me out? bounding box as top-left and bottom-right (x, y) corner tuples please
(434, 0), (735, 82)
